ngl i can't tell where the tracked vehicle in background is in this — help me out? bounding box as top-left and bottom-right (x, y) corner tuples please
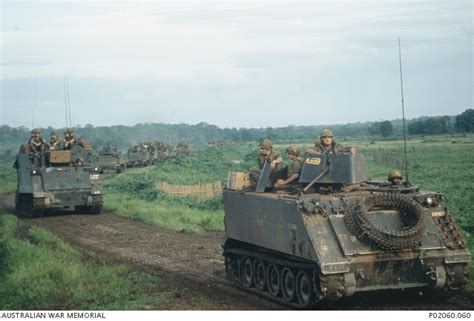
(126, 143), (154, 167)
(223, 153), (470, 308)
(96, 145), (125, 174)
(14, 141), (102, 217)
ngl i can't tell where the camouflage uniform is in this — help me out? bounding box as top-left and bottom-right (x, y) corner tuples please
(257, 150), (283, 170)
(305, 142), (344, 155)
(63, 129), (76, 150)
(287, 156), (303, 177)
(49, 131), (62, 151)
(28, 128), (46, 167)
(249, 139), (283, 183)
(274, 144), (303, 189)
(304, 128), (352, 155)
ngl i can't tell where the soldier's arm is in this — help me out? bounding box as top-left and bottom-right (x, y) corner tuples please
(304, 148), (320, 155)
(277, 172), (299, 186)
(270, 154), (282, 170)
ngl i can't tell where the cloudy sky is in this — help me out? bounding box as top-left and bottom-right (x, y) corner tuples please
(1, 1), (472, 129)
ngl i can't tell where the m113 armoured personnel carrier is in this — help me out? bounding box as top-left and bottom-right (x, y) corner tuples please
(223, 153), (470, 308)
(15, 141), (102, 217)
(126, 143), (154, 168)
(96, 145), (125, 174)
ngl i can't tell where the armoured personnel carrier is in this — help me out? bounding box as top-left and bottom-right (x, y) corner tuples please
(153, 141), (176, 161)
(223, 153), (470, 308)
(96, 145), (125, 173)
(14, 140), (102, 217)
(126, 143), (153, 168)
(176, 142), (190, 156)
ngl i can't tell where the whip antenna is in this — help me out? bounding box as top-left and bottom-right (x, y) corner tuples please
(66, 75), (72, 127)
(64, 76), (69, 128)
(398, 38), (410, 186)
(32, 78), (37, 129)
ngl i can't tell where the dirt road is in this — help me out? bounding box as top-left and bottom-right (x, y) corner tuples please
(1, 193), (472, 310)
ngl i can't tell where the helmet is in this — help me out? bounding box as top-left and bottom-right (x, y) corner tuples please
(65, 128), (75, 136)
(286, 144), (300, 156)
(320, 128), (334, 138)
(50, 131), (57, 136)
(259, 139), (272, 149)
(388, 170), (402, 181)
(32, 128), (41, 134)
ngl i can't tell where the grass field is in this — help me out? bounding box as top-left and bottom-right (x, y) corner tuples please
(0, 208), (163, 309)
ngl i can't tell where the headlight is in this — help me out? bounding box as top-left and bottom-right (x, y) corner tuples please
(31, 170), (37, 175)
(94, 167), (99, 172)
(425, 197), (433, 206)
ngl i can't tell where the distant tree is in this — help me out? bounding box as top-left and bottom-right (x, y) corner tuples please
(455, 109), (474, 132)
(423, 118), (444, 135)
(379, 121), (394, 137)
(408, 120), (424, 135)
(369, 121), (393, 137)
(439, 116), (453, 133)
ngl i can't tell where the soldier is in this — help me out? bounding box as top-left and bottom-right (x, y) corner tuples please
(28, 128), (47, 167)
(304, 128), (355, 155)
(49, 131), (61, 151)
(274, 144), (304, 189)
(249, 139), (283, 183)
(63, 128), (76, 150)
(388, 170), (402, 186)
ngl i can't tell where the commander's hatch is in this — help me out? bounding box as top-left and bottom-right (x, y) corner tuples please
(298, 154), (368, 184)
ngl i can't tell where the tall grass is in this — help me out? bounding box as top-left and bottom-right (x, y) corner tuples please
(0, 209), (162, 309)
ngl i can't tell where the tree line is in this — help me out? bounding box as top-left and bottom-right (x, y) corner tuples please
(0, 109), (472, 151)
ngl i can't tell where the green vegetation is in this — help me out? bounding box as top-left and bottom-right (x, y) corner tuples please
(1, 109), (472, 150)
(103, 144), (256, 232)
(0, 163), (16, 194)
(0, 209), (162, 309)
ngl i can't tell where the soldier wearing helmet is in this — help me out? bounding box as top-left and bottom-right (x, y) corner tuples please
(28, 128), (47, 166)
(275, 144), (304, 189)
(49, 131), (62, 151)
(249, 139), (283, 183)
(63, 128), (76, 150)
(257, 139), (283, 171)
(388, 170), (402, 186)
(304, 128), (355, 155)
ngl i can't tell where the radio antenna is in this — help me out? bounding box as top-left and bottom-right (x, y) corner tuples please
(32, 78), (37, 129)
(398, 38), (410, 186)
(66, 76), (72, 127)
(64, 76), (69, 128)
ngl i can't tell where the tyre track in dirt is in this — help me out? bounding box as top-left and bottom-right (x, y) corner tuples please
(1, 192), (472, 310)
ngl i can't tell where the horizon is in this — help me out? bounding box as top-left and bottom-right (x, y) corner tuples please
(1, 109), (467, 132)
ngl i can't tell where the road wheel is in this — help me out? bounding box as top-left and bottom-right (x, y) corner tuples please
(254, 259), (267, 291)
(267, 263), (281, 297)
(296, 270), (314, 308)
(240, 256), (254, 288)
(281, 267), (296, 303)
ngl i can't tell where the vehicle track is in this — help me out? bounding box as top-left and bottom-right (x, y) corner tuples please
(1, 192), (472, 310)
